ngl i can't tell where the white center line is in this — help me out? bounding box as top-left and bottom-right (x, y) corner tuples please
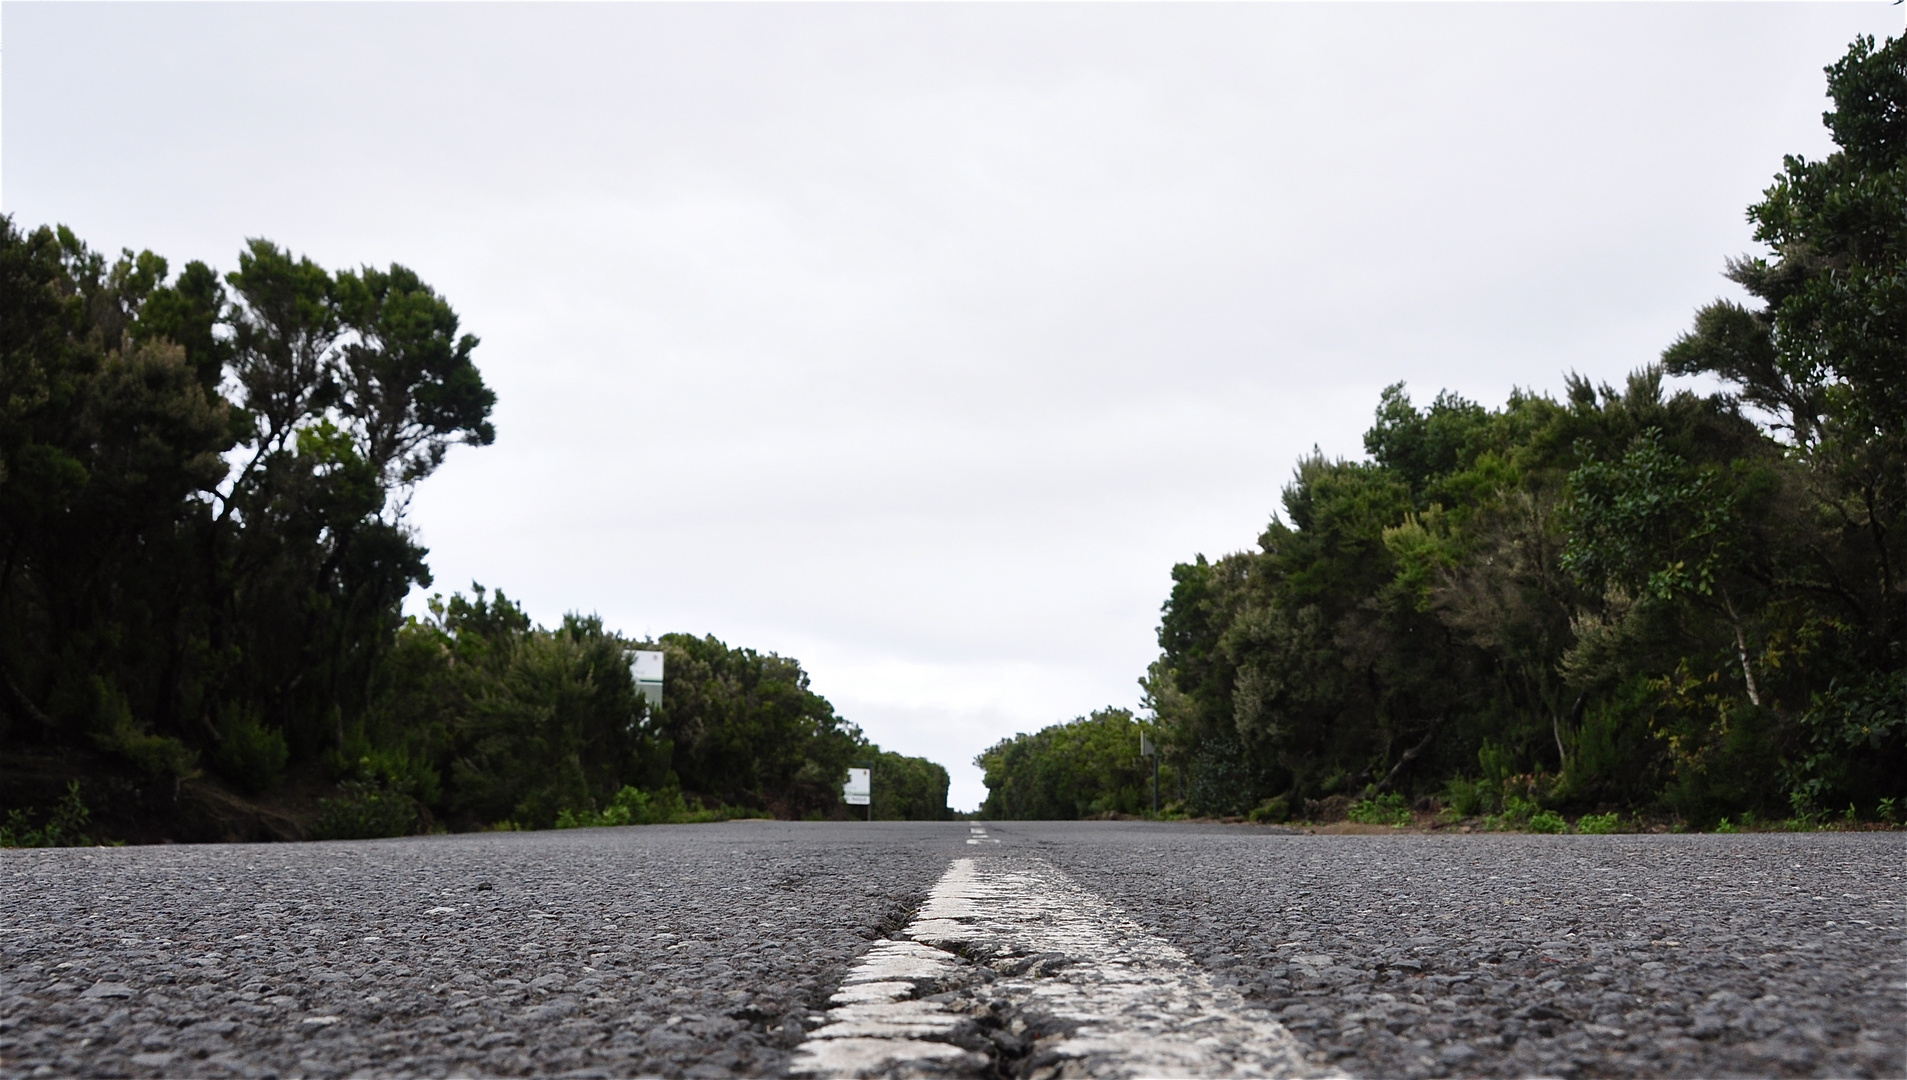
(794, 856), (1332, 1078)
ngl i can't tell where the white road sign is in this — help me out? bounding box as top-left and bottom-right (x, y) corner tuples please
(628, 650), (665, 708)
(843, 768), (871, 806)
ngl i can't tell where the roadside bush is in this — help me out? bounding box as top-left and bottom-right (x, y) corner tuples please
(1443, 776), (1488, 817)
(1562, 680), (1666, 807)
(89, 681), (200, 781)
(1444, 742), (1541, 820)
(210, 703), (290, 794)
(1347, 792), (1410, 826)
(311, 780), (418, 840)
(1248, 796), (1290, 824)
(1576, 812), (1622, 834)
(556, 786), (689, 827)
(552, 785), (772, 829)
(1786, 665), (1907, 820)
(0, 782), (104, 848)
(1528, 810), (1567, 834)
(602, 786), (688, 825)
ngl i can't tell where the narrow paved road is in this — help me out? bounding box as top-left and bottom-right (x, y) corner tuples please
(1, 822), (1900, 1078)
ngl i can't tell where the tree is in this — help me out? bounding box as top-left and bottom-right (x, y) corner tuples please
(871, 751), (953, 821)
(979, 33), (1906, 828)
(977, 708), (1157, 819)
(653, 633), (865, 818)
(334, 265), (495, 495)
(1663, 33), (1905, 651)
(0, 221), (234, 768)
(1658, 33), (1906, 813)
(0, 220), (496, 797)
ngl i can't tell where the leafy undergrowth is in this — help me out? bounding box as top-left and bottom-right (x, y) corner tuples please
(1, 748), (324, 845)
(545, 785), (759, 830)
(1123, 794), (1902, 835)
(0, 781), (112, 848)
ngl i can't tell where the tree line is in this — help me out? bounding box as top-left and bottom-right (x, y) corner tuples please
(0, 220), (948, 840)
(980, 33), (1905, 828)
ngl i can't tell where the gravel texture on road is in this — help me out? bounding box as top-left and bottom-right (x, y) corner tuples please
(1, 821), (1901, 1079)
(1009, 824), (1907, 1080)
(0, 822), (966, 1079)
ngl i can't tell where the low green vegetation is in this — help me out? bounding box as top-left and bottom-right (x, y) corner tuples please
(1575, 813), (1622, 835)
(553, 787), (736, 829)
(0, 782), (108, 848)
(312, 780), (424, 842)
(1346, 793), (1410, 827)
(980, 34), (1905, 834)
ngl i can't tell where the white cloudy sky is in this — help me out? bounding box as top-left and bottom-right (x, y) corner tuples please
(4, 2), (1899, 810)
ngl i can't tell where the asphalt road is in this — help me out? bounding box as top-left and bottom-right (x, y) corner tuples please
(0, 821), (1900, 1079)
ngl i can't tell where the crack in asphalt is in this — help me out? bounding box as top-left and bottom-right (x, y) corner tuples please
(795, 856), (1336, 1079)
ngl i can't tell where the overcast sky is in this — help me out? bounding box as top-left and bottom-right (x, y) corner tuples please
(5, 2), (1900, 810)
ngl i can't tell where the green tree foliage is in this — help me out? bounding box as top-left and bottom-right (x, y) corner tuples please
(361, 586), (650, 830)
(354, 586), (946, 830)
(871, 750), (954, 821)
(0, 781), (103, 848)
(652, 633), (867, 818)
(0, 222), (495, 794)
(983, 34), (1905, 827)
(976, 708), (1162, 820)
(2, 221), (952, 835)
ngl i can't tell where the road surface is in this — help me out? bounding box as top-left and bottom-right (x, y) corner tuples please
(1, 821), (1900, 1078)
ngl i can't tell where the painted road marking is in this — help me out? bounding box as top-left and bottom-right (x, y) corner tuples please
(966, 827), (999, 846)
(793, 856), (1331, 1078)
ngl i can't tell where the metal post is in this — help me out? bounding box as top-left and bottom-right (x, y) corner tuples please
(1141, 732), (1159, 818)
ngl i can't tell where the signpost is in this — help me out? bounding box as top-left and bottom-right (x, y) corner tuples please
(843, 767), (871, 821)
(1140, 733), (1159, 816)
(628, 650), (665, 710)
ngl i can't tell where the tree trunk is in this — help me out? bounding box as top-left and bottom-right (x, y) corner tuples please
(1721, 589), (1762, 707)
(1553, 691), (1586, 773)
(1371, 724), (1439, 796)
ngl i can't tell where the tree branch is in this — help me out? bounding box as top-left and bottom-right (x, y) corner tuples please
(1371, 723), (1440, 796)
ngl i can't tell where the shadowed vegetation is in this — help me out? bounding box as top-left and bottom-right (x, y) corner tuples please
(0, 226), (947, 842)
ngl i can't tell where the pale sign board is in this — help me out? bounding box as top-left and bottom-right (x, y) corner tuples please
(843, 768), (871, 806)
(628, 650), (665, 708)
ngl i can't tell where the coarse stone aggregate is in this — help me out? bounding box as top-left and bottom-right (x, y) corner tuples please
(1009, 823), (1907, 1080)
(2, 821), (1901, 1078)
(0, 822), (968, 1079)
